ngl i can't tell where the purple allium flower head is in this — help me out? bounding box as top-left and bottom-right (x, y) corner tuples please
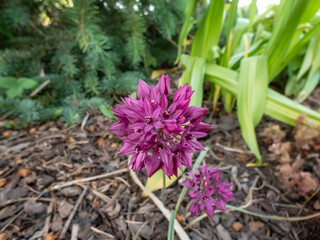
(108, 74), (211, 178)
(180, 164), (234, 217)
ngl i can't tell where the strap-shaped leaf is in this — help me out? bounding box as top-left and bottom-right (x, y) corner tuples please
(204, 62), (320, 126)
(237, 56), (268, 164)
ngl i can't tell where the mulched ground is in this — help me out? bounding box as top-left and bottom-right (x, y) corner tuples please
(0, 74), (319, 240)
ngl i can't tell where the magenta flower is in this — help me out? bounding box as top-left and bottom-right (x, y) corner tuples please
(180, 164), (234, 217)
(108, 74), (211, 178)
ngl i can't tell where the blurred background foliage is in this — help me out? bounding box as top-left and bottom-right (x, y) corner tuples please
(0, 0), (186, 127)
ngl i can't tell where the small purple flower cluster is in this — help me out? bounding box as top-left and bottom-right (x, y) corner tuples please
(180, 164), (234, 217)
(108, 75), (211, 178)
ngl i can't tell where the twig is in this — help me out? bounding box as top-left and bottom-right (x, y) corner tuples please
(81, 113), (89, 132)
(0, 209), (24, 233)
(184, 210), (222, 230)
(59, 186), (88, 239)
(90, 226), (115, 239)
(71, 224), (79, 240)
(133, 222), (148, 240)
(51, 168), (128, 190)
(29, 80), (50, 97)
(226, 204), (320, 221)
(106, 184), (126, 208)
(42, 201), (54, 236)
(215, 142), (252, 154)
(129, 157), (190, 240)
(241, 176), (260, 209)
(0, 197), (53, 208)
(92, 189), (111, 204)
(298, 185), (320, 216)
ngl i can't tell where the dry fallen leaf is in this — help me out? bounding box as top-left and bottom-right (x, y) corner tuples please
(68, 136), (75, 143)
(176, 214), (185, 223)
(16, 158), (23, 165)
(45, 232), (58, 240)
(17, 169), (31, 177)
(232, 222), (242, 232)
(97, 138), (106, 147)
(91, 181), (98, 188)
(29, 128), (36, 134)
(2, 130), (12, 138)
(0, 234), (6, 240)
(0, 178), (7, 188)
(249, 221), (264, 232)
(88, 125), (95, 132)
(92, 200), (100, 208)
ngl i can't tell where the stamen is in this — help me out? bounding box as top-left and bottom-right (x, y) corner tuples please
(179, 116), (185, 119)
(145, 116), (151, 123)
(134, 129), (139, 132)
(203, 196), (208, 201)
(151, 99), (156, 104)
(164, 110), (170, 116)
(177, 152), (181, 157)
(158, 147), (163, 152)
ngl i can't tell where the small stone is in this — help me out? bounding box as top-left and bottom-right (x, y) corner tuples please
(24, 201), (46, 216)
(51, 216), (63, 232)
(60, 186), (82, 197)
(212, 214), (220, 224)
(37, 175), (54, 188)
(216, 224), (232, 240)
(58, 200), (74, 219)
(249, 221), (264, 232)
(221, 213), (235, 228)
(7, 187), (29, 199)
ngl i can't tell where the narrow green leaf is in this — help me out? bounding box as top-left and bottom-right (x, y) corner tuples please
(191, 0), (224, 59)
(297, 69), (320, 103)
(175, 0), (199, 63)
(167, 210), (176, 240)
(266, 0), (311, 81)
(180, 55), (206, 107)
(224, 0), (239, 37)
(204, 62), (320, 126)
(237, 56), (268, 164)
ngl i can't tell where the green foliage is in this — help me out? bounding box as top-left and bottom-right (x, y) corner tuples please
(178, 0), (320, 164)
(0, 77), (37, 98)
(0, 0), (184, 127)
